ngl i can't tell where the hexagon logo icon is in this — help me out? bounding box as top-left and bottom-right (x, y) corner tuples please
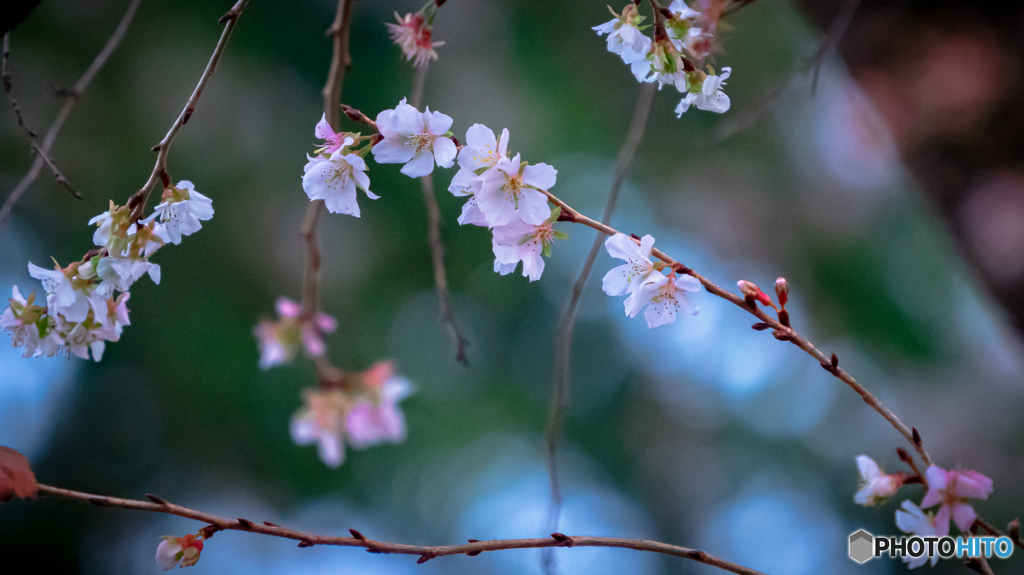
(849, 529), (874, 564)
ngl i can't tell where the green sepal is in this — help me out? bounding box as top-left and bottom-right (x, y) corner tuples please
(552, 230), (570, 241)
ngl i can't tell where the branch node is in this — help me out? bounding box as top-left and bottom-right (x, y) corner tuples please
(237, 518), (254, 530)
(297, 540), (314, 548)
(200, 524), (221, 540)
(263, 521), (279, 527)
(466, 539), (482, 556)
(912, 427), (923, 450)
(88, 497), (108, 506)
(145, 493), (167, 505)
(416, 554), (434, 564)
(551, 532), (574, 547)
(777, 309), (790, 327)
(830, 353), (839, 368)
(349, 528), (366, 541)
(750, 322), (770, 331)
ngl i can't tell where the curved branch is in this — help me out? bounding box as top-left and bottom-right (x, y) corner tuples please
(542, 188), (933, 466)
(35, 483), (767, 575)
(126, 0), (249, 222)
(543, 82), (656, 575)
(0, 0), (141, 228)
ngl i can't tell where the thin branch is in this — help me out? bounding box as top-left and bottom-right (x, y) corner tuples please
(35, 483), (767, 575)
(1, 33), (81, 202)
(410, 63), (470, 366)
(542, 82), (656, 575)
(0, 0), (141, 228)
(299, 0), (354, 324)
(715, 0), (861, 141)
(125, 0), (250, 222)
(974, 518), (1024, 550)
(541, 188), (933, 466)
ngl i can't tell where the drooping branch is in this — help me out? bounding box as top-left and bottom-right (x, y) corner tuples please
(543, 188), (933, 466)
(542, 82), (656, 575)
(1, 34), (81, 202)
(125, 0), (249, 222)
(410, 62), (470, 366)
(299, 0), (354, 327)
(0, 0), (141, 228)
(34, 483), (767, 575)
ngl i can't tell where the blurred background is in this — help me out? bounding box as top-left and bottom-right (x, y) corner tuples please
(1, 0), (1022, 573)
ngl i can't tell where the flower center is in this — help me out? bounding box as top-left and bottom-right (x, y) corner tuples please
(409, 133), (434, 153)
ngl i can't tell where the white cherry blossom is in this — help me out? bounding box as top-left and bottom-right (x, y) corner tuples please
(372, 98), (457, 178)
(303, 147), (376, 217)
(627, 273), (702, 328)
(593, 5), (652, 66)
(895, 501), (943, 568)
(676, 67), (732, 115)
(291, 389), (348, 468)
(602, 233), (658, 296)
(150, 180), (214, 245)
(476, 154), (556, 226)
(491, 211), (565, 282)
(854, 455), (903, 506)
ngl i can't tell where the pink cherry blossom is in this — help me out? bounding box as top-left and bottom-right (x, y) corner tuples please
(254, 298), (337, 369)
(921, 465), (993, 533)
(854, 455), (904, 506)
(314, 113), (349, 154)
(386, 12), (444, 67)
(491, 212), (565, 282)
(290, 389), (348, 468)
(346, 361), (413, 449)
(303, 147), (376, 217)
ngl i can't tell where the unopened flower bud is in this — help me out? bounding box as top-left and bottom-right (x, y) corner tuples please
(156, 533), (204, 570)
(737, 280), (771, 306)
(775, 277), (788, 307)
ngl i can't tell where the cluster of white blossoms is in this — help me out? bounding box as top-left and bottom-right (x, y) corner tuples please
(593, 1), (733, 116)
(601, 233), (701, 328)
(1, 181), (212, 361)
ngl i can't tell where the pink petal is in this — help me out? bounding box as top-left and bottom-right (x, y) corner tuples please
(951, 502), (978, 533)
(275, 298), (301, 319)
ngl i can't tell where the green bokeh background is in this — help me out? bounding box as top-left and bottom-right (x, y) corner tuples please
(1, 0), (1021, 573)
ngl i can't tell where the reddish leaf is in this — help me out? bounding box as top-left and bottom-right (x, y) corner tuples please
(0, 446), (38, 502)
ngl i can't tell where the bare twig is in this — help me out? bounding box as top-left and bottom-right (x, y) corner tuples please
(715, 0), (861, 141)
(0, 0), (141, 228)
(975, 518), (1024, 551)
(299, 0), (355, 325)
(2, 33), (81, 202)
(542, 188), (933, 465)
(542, 82), (656, 575)
(409, 63), (470, 366)
(35, 483), (767, 575)
(125, 0), (249, 222)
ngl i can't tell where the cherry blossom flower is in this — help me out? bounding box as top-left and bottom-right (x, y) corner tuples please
(895, 500), (944, 568)
(854, 455), (904, 506)
(156, 533), (204, 570)
(291, 388), (349, 468)
(675, 67), (732, 116)
(476, 154), (556, 226)
(314, 113), (349, 154)
(593, 4), (652, 66)
(254, 298), (337, 370)
(631, 272), (701, 328)
(1, 286), (59, 358)
(602, 233), (658, 296)
(458, 195), (491, 227)
(449, 124), (510, 195)
(345, 361), (414, 449)
(303, 146), (376, 217)
(150, 181), (214, 245)
(372, 98), (457, 178)
(638, 40), (691, 91)
(28, 262), (88, 322)
(386, 12), (444, 67)
(491, 209), (567, 282)
(921, 465), (993, 533)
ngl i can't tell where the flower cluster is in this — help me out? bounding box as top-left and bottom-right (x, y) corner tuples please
(2, 181), (212, 361)
(593, 1), (733, 116)
(156, 532), (205, 570)
(253, 297), (337, 370)
(601, 233), (701, 328)
(386, 3), (444, 68)
(290, 361), (413, 468)
(302, 114), (376, 217)
(854, 456), (994, 569)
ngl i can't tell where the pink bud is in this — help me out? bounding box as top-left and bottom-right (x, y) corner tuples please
(774, 277), (788, 307)
(737, 280), (772, 306)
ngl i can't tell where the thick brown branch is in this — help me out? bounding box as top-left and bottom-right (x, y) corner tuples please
(126, 0), (249, 222)
(0, 0), (140, 227)
(543, 82), (656, 575)
(1, 33), (81, 202)
(35, 483), (767, 575)
(410, 63), (470, 366)
(543, 188), (933, 466)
